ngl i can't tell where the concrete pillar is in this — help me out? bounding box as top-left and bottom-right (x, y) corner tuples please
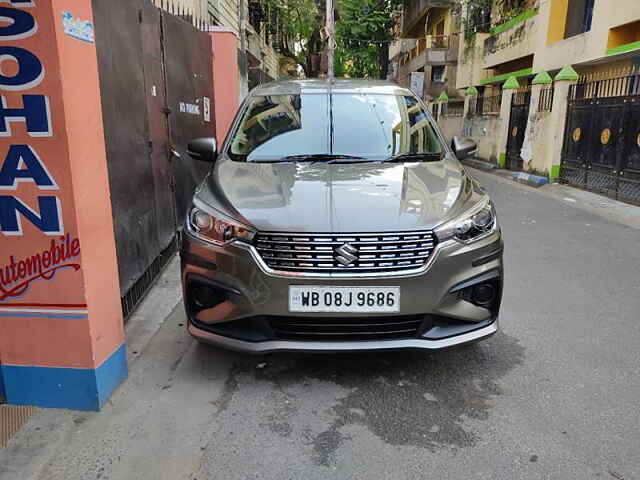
(463, 86), (478, 137)
(436, 101), (444, 121)
(497, 76), (520, 168)
(547, 66), (579, 181)
(522, 71), (553, 173)
(210, 28), (240, 145)
(436, 91), (448, 121)
(0, 0), (127, 410)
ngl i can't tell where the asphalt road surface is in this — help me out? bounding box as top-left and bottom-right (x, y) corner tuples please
(2, 168), (639, 480)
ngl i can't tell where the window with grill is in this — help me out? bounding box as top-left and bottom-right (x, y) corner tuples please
(431, 65), (446, 83)
(564, 0), (594, 38)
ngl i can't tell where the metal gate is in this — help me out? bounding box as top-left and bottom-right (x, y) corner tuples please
(505, 88), (531, 171)
(93, 0), (215, 317)
(162, 13), (215, 218)
(560, 72), (640, 205)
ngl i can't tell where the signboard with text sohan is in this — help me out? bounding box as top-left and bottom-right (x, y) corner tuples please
(0, 1), (85, 311)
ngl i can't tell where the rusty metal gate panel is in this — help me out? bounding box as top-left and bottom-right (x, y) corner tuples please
(94, 1), (215, 317)
(505, 89), (531, 171)
(584, 99), (623, 196)
(94, 0), (167, 298)
(161, 11), (215, 220)
(619, 98), (640, 204)
(560, 73), (640, 205)
(140, 2), (176, 248)
(560, 101), (593, 187)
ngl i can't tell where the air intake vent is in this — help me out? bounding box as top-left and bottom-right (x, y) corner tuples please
(268, 315), (427, 341)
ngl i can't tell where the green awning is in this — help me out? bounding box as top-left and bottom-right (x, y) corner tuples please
(480, 67), (533, 86)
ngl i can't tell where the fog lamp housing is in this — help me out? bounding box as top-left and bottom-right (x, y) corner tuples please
(187, 280), (227, 313)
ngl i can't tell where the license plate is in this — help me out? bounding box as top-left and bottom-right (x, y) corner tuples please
(289, 286), (400, 313)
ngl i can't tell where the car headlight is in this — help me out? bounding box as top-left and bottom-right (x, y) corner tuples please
(187, 205), (255, 245)
(435, 199), (497, 243)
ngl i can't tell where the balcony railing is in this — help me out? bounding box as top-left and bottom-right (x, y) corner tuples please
(426, 33), (458, 64)
(427, 34), (451, 49)
(398, 33), (459, 70)
(443, 100), (464, 116)
(473, 92), (502, 115)
(537, 85), (554, 112)
(403, 0), (457, 26)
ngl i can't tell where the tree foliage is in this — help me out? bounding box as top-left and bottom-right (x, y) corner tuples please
(264, 0), (325, 77)
(263, 0), (401, 79)
(335, 0), (402, 79)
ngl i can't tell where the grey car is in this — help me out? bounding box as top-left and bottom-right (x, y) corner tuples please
(180, 79), (503, 353)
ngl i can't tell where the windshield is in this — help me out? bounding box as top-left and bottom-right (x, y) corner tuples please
(227, 93), (443, 162)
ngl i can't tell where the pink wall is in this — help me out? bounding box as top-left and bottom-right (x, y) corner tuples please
(52, 0), (124, 366)
(210, 29), (240, 146)
(0, 1), (124, 372)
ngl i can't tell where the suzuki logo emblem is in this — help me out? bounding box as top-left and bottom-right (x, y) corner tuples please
(334, 243), (359, 266)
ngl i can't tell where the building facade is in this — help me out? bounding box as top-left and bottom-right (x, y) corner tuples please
(456, 0), (640, 93)
(390, 0), (462, 102)
(433, 0), (640, 205)
(152, 0), (281, 97)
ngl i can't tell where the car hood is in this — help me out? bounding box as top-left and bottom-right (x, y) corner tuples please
(198, 155), (470, 232)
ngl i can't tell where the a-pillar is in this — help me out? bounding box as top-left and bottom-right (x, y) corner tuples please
(497, 76), (520, 168)
(0, 0), (127, 410)
(547, 66), (579, 181)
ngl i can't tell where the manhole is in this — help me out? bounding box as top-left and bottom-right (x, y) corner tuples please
(1, 405), (36, 448)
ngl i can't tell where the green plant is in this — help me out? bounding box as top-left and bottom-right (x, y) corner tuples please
(335, 0), (403, 78)
(264, 0), (325, 77)
(263, 0), (402, 78)
(463, 31), (476, 62)
(492, 0), (529, 25)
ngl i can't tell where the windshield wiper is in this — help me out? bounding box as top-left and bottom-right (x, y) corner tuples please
(383, 152), (443, 163)
(282, 154), (367, 163)
(250, 154), (367, 164)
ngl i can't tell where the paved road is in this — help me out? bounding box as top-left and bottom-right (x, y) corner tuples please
(2, 169), (639, 480)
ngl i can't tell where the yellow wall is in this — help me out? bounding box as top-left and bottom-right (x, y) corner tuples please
(427, 8), (449, 36)
(607, 20), (640, 48)
(547, 0), (569, 44)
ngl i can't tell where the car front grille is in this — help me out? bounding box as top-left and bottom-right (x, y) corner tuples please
(253, 231), (437, 274)
(267, 315), (427, 341)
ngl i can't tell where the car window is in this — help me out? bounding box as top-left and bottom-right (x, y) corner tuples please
(229, 94), (329, 161)
(332, 94), (442, 159)
(228, 93), (443, 162)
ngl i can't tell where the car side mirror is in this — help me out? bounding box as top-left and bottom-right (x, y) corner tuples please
(452, 136), (477, 160)
(187, 137), (218, 163)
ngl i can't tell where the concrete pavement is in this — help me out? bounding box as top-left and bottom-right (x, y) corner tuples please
(1, 167), (639, 480)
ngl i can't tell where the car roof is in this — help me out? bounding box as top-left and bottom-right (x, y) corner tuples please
(250, 79), (414, 97)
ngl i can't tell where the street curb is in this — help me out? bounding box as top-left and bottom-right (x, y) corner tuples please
(511, 172), (549, 188)
(465, 165), (640, 231)
(462, 158), (498, 170)
(462, 159), (551, 187)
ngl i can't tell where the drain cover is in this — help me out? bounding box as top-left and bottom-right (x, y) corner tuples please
(1, 405), (36, 448)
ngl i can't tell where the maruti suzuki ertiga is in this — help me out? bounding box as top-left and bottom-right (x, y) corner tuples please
(180, 79), (503, 353)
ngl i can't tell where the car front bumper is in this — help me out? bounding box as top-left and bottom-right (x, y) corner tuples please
(187, 318), (498, 353)
(180, 228), (504, 353)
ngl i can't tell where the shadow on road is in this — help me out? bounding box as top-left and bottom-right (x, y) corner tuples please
(200, 330), (525, 466)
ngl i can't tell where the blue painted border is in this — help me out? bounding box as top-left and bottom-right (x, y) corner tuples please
(95, 343), (128, 407)
(0, 343), (127, 411)
(511, 172), (549, 187)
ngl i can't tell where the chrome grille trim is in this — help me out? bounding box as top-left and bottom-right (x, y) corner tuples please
(253, 231), (437, 274)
